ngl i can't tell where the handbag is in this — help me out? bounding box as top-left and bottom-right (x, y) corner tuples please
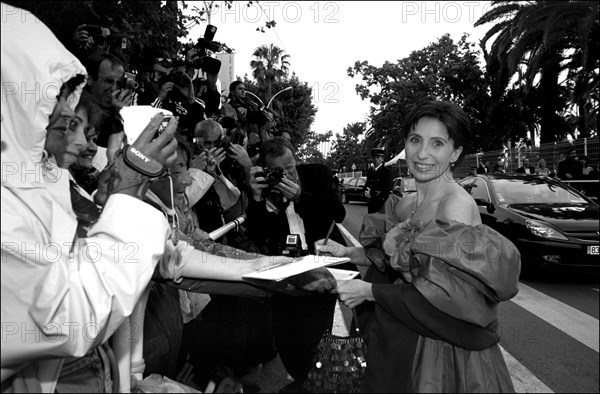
(304, 304), (367, 393)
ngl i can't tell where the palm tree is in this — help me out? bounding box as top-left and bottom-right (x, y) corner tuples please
(476, 1), (599, 143)
(250, 44), (291, 101)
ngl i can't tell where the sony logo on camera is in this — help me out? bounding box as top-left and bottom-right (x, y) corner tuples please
(130, 147), (150, 163)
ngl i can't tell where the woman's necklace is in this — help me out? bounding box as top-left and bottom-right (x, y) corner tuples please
(410, 197), (421, 219)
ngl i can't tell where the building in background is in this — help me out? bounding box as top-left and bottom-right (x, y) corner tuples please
(215, 52), (234, 96)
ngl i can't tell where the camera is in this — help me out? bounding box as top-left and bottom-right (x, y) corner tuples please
(262, 167), (284, 188)
(159, 69), (191, 88)
(281, 234), (305, 257)
(120, 72), (140, 91)
(82, 24), (129, 50)
(191, 24), (222, 74)
(193, 137), (205, 156)
(214, 135), (231, 152)
(257, 167), (285, 211)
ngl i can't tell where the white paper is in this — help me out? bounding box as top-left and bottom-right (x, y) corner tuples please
(327, 268), (360, 281)
(242, 255), (351, 282)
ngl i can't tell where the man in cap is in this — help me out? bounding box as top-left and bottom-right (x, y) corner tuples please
(365, 147), (393, 213)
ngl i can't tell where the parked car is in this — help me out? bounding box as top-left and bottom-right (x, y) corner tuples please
(340, 176), (367, 204)
(392, 176), (417, 197)
(458, 174), (599, 276)
(339, 177), (354, 186)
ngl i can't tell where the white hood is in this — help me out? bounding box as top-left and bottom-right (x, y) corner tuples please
(1, 2), (86, 189)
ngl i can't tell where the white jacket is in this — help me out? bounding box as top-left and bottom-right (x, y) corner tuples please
(1, 4), (169, 391)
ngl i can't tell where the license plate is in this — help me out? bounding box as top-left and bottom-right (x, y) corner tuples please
(588, 245), (599, 255)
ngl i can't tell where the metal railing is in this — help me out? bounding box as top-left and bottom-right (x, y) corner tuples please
(454, 136), (599, 179)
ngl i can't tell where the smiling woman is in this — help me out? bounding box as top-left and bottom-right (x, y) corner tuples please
(316, 100), (520, 393)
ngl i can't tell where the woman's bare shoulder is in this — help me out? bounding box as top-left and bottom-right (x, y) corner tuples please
(394, 192), (417, 221)
(438, 184), (481, 226)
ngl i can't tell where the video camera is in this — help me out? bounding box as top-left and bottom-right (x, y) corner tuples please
(190, 24), (222, 75)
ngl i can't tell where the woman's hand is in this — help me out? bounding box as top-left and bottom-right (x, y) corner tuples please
(333, 280), (374, 309)
(314, 239), (348, 257)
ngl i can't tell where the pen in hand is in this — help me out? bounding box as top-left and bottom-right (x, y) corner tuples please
(317, 220), (336, 257)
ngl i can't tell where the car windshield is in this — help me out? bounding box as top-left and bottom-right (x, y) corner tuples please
(493, 178), (588, 205)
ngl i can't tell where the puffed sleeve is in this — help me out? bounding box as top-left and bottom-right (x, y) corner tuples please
(359, 195), (403, 270)
(410, 219), (521, 327)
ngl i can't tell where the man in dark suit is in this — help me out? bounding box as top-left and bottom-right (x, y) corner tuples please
(246, 137), (352, 391)
(365, 147), (393, 213)
(477, 159), (490, 174)
(516, 157), (536, 174)
(557, 149), (582, 180)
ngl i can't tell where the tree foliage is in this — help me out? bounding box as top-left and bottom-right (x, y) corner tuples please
(243, 73), (317, 147)
(6, 0), (190, 71)
(250, 44), (291, 101)
(476, 0), (599, 142)
(296, 131), (331, 164)
(348, 34), (493, 153)
(5, 0), (277, 73)
(327, 122), (369, 172)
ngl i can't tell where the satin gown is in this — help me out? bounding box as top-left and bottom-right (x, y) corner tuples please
(358, 195), (520, 393)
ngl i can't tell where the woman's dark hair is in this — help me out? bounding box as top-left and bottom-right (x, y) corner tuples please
(76, 90), (102, 130)
(402, 99), (472, 167)
(259, 136), (295, 165)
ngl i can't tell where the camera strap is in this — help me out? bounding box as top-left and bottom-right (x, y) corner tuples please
(122, 144), (165, 178)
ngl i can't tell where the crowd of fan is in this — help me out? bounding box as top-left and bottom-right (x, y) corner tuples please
(2, 7), (347, 393)
(473, 151), (599, 197)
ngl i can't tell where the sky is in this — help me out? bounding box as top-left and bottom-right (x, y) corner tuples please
(186, 1), (494, 152)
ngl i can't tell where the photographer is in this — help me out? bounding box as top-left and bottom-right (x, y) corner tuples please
(185, 48), (222, 119)
(246, 137), (353, 390)
(137, 55), (206, 139)
(192, 120), (242, 234)
(84, 52), (133, 148)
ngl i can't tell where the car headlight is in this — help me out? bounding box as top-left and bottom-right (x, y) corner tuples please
(525, 219), (568, 240)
